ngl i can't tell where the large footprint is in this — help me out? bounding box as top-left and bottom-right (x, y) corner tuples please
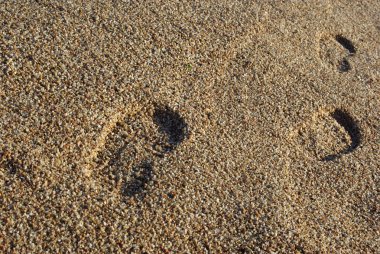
(291, 108), (361, 161)
(89, 103), (188, 198)
(318, 34), (357, 72)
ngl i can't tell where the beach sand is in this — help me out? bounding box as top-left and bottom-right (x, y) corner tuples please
(1, 1), (379, 253)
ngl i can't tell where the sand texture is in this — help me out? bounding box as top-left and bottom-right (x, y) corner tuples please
(1, 1), (379, 253)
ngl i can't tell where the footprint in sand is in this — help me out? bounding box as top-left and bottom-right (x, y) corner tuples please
(0, 150), (32, 187)
(319, 34), (357, 72)
(90, 104), (188, 198)
(293, 108), (361, 161)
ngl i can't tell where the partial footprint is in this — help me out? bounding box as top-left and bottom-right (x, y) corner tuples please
(0, 150), (20, 175)
(0, 150), (32, 186)
(292, 108), (361, 161)
(319, 34), (357, 72)
(91, 104), (188, 198)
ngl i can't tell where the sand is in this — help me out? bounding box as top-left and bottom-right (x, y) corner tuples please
(1, 1), (379, 253)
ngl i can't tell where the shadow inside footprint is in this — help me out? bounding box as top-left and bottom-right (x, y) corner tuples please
(122, 161), (153, 198)
(0, 151), (32, 186)
(1, 157), (20, 175)
(335, 35), (356, 73)
(335, 35), (356, 55)
(322, 109), (361, 161)
(338, 58), (351, 73)
(153, 106), (188, 151)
